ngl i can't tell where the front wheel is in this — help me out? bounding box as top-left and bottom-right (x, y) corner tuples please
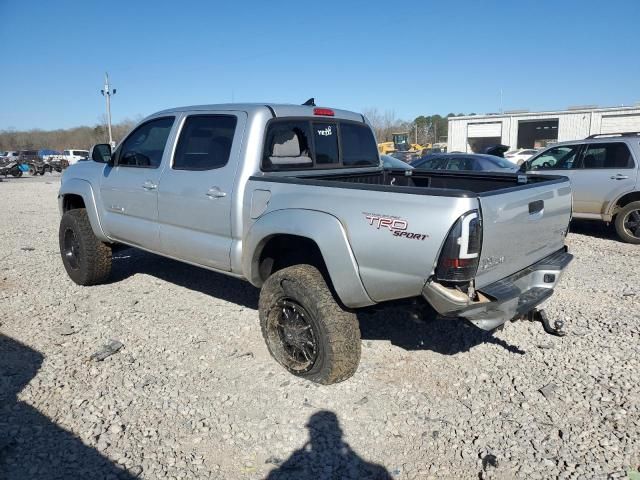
(259, 264), (361, 385)
(59, 209), (112, 285)
(615, 201), (640, 244)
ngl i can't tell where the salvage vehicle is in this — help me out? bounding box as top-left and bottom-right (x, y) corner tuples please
(58, 103), (573, 384)
(525, 132), (640, 243)
(0, 160), (25, 177)
(16, 150), (51, 175)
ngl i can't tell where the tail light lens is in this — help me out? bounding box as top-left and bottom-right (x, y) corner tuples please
(436, 210), (482, 283)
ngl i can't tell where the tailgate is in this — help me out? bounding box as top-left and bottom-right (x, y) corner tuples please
(474, 178), (572, 289)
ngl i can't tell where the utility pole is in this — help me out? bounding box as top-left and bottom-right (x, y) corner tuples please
(100, 73), (116, 147)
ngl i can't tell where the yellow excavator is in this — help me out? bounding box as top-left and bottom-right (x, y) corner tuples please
(377, 132), (429, 156)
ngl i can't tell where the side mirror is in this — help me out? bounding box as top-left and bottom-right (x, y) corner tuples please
(91, 144), (112, 164)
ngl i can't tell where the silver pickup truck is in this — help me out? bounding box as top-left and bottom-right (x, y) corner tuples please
(58, 103), (573, 384)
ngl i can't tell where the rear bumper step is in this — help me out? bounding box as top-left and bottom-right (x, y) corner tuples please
(422, 247), (573, 330)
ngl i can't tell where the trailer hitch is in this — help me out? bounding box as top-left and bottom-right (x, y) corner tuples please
(528, 308), (566, 337)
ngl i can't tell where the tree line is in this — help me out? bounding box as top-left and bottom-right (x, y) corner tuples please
(363, 109), (474, 146)
(0, 117), (140, 152)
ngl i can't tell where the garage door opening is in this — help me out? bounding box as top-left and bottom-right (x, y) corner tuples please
(466, 122), (502, 153)
(467, 137), (502, 153)
(517, 119), (558, 149)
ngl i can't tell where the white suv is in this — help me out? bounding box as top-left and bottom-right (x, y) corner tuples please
(62, 149), (90, 165)
(525, 133), (640, 243)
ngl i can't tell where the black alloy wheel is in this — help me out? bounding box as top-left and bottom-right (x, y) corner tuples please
(271, 299), (319, 373)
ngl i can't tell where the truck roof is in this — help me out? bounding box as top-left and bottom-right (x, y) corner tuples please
(153, 103), (365, 123)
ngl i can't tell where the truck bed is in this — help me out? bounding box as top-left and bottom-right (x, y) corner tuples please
(248, 168), (572, 301)
(255, 168), (568, 197)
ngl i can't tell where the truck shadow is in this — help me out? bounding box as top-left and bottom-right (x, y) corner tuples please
(357, 308), (525, 355)
(0, 334), (136, 479)
(110, 246), (259, 309)
(569, 219), (620, 241)
(111, 247), (523, 355)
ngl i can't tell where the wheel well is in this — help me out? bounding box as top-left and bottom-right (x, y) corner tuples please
(258, 235), (329, 283)
(614, 191), (640, 212)
(62, 194), (85, 212)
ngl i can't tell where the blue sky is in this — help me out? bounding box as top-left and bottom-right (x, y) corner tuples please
(1, 0), (639, 130)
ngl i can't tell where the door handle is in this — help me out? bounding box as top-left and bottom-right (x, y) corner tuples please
(142, 181), (157, 190)
(206, 187), (226, 199)
(610, 174), (629, 180)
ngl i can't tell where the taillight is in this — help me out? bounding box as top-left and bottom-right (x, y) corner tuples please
(313, 107), (334, 116)
(436, 210), (482, 283)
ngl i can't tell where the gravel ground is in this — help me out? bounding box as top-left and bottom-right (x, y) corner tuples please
(1, 175), (638, 480)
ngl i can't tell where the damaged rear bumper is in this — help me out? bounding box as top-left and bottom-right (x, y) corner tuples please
(422, 247), (573, 331)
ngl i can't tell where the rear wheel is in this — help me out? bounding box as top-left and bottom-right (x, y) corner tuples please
(59, 209), (112, 285)
(614, 201), (640, 244)
(259, 264), (361, 384)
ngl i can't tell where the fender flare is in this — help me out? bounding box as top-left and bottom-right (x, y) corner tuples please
(243, 209), (374, 308)
(58, 178), (110, 242)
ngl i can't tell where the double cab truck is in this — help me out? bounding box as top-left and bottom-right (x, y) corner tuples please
(58, 103), (573, 384)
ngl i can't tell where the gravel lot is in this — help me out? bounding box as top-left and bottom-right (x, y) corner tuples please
(1, 175), (638, 480)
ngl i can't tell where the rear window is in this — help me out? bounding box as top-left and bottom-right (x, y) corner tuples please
(262, 119), (378, 171)
(580, 142), (634, 169)
(73, 150), (89, 157)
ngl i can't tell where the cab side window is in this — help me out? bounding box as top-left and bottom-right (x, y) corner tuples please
(118, 117), (174, 168)
(579, 143), (634, 169)
(173, 115), (237, 171)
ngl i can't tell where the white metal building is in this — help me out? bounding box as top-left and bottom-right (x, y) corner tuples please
(447, 105), (640, 153)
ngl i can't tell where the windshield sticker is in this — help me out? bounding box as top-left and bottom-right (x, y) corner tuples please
(317, 126), (333, 136)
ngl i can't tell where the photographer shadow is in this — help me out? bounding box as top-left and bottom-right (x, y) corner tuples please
(0, 334), (135, 479)
(266, 410), (392, 480)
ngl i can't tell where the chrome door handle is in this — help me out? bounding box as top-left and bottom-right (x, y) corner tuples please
(610, 174), (629, 180)
(142, 181), (157, 190)
(206, 187), (226, 199)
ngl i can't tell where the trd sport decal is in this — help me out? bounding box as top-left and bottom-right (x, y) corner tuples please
(363, 213), (428, 241)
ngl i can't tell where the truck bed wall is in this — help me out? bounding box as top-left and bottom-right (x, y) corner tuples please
(306, 169), (559, 195)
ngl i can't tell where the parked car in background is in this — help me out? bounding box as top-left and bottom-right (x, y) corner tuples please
(381, 154), (413, 170)
(412, 153), (519, 172)
(62, 149), (90, 165)
(1, 151), (20, 161)
(506, 148), (538, 165)
(524, 133), (640, 243)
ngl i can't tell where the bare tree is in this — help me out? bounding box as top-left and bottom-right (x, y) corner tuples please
(0, 118), (141, 152)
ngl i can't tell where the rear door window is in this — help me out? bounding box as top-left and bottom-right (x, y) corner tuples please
(446, 157), (474, 171)
(173, 115), (237, 170)
(579, 142), (634, 169)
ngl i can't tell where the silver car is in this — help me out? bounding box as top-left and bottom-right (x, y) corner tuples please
(525, 133), (640, 243)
